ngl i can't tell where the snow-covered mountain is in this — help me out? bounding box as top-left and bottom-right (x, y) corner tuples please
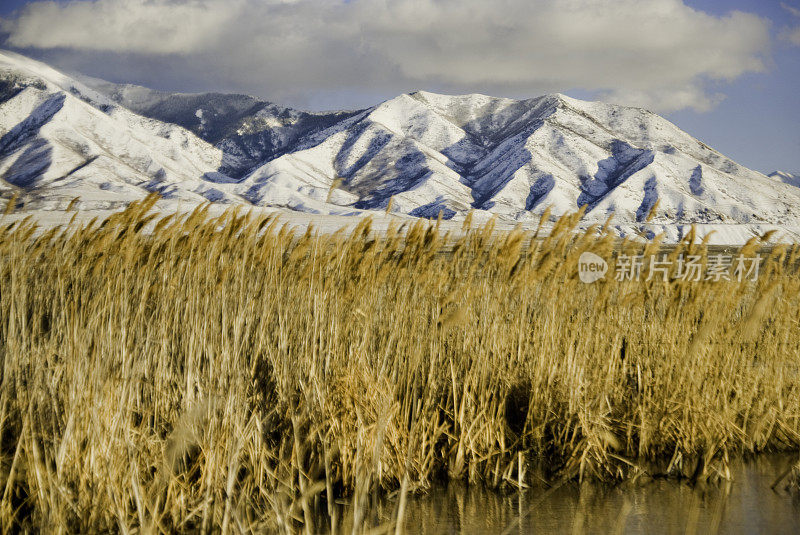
(82, 79), (360, 178)
(0, 50), (253, 211)
(3, 49), (800, 242)
(769, 171), (800, 189)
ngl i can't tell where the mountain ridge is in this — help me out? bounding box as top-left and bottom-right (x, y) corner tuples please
(769, 171), (800, 189)
(2, 49), (800, 243)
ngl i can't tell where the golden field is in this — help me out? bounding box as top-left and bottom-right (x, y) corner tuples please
(1, 195), (800, 533)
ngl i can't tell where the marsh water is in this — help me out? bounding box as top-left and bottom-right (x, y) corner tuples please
(328, 455), (800, 534)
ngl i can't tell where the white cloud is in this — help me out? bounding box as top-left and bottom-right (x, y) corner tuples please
(782, 2), (800, 45)
(1, 0), (772, 112)
(782, 2), (800, 18)
(599, 87), (726, 114)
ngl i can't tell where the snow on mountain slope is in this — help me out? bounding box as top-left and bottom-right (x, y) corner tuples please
(0, 50), (250, 210)
(236, 90), (800, 241)
(463, 93), (798, 233)
(238, 93), (484, 217)
(3, 50), (800, 243)
(769, 171), (800, 189)
(83, 79), (362, 178)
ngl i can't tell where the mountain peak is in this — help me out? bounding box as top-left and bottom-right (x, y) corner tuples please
(410, 90), (509, 105)
(769, 171), (800, 188)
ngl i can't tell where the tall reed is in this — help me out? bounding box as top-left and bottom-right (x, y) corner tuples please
(1, 196), (799, 532)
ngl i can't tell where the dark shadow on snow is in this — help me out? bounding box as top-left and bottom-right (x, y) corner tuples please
(526, 174), (555, 211)
(577, 140), (655, 210)
(635, 176), (659, 222)
(689, 165), (704, 196)
(1, 138), (53, 188)
(0, 94), (65, 188)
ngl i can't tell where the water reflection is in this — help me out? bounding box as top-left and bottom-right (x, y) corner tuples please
(333, 455), (800, 534)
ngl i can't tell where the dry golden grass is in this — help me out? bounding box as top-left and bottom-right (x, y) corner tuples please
(1, 195), (800, 532)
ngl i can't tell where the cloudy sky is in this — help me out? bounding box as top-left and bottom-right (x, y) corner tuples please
(0, 0), (798, 173)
